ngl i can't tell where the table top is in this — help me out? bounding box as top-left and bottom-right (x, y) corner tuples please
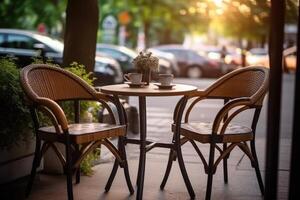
(100, 83), (197, 96)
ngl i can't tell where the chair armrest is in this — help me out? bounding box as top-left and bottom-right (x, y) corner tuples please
(94, 91), (113, 102)
(187, 89), (208, 98)
(37, 97), (69, 131)
(212, 97), (252, 134)
(173, 89), (210, 123)
(182, 89), (221, 123)
(95, 92), (122, 124)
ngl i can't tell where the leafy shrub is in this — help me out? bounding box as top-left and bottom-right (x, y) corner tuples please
(0, 58), (101, 175)
(0, 58), (32, 149)
(80, 148), (101, 176)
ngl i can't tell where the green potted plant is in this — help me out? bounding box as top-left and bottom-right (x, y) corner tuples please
(0, 58), (34, 183)
(0, 58), (101, 181)
(132, 51), (159, 85)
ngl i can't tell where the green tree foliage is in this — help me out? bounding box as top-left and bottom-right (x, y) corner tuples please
(211, 0), (270, 44)
(1, 0), (298, 48)
(210, 0), (298, 46)
(100, 0), (211, 46)
(0, 0), (66, 34)
(286, 0), (299, 23)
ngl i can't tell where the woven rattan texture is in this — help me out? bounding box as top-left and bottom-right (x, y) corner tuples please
(207, 69), (266, 99)
(28, 68), (91, 101)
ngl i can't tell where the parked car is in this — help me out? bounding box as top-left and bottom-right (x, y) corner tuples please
(198, 46), (223, 60)
(246, 48), (269, 67)
(96, 43), (172, 79)
(93, 56), (123, 85)
(0, 29), (123, 86)
(224, 48), (243, 66)
(147, 48), (179, 76)
(283, 46), (297, 73)
(151, 44), (232, 78)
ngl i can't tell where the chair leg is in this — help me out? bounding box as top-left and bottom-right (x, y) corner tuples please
(105, 159), (119, 192)
(136, 161), (141, 186)
(223, 143), (228, 184)
(250, 141), (264, 195)
(26, 137), (41, 197)
(75, 145), (80, 184)
(119, 136), (134, 194)
(177, 141), (195, 199)
(75, 168), (80, 184)
(160, 149), (176, 190)
(205, 143), (216, 200)
(65, 140), (74, 200)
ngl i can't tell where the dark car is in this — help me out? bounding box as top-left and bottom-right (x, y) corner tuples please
(151, 44), (230, 78)
(0, 29), (123, 86)
(96, 43), (172, 79)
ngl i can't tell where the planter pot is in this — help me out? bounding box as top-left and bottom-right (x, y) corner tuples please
(43, 142), (65, 174)
(43, 142), (102, 174)
(43, 113), (101, 174)
(0, 137), (37, 184)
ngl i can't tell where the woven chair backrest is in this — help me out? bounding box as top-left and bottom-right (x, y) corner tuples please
(20, 64), (95, 102)
(206, 66), (269, 102)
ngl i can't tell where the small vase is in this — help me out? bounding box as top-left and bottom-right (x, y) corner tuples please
(142, 69), (151, 85)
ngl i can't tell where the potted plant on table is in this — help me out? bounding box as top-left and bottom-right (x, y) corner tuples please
(132, 51), (159, 85)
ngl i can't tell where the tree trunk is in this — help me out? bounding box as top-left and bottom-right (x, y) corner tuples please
(162, 29), (171, 44)
(261, 35), (267, 48)
(63, 0), (99, 72)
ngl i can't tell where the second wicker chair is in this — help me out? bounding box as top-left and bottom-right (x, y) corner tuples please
(160, 66), (269, 200)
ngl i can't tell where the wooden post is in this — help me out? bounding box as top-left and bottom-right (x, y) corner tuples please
(288, 2), (300, 199)
(265, 0), (285, 199)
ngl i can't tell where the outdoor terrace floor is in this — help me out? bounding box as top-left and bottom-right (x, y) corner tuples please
(2, 133), (290, 200)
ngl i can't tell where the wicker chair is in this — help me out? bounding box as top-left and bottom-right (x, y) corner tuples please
(20, 64), (134, 200)
(160, 66), (269, 200)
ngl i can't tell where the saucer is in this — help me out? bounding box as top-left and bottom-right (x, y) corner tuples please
(125, 82), (147, 88)
(154, 83), (176, 90)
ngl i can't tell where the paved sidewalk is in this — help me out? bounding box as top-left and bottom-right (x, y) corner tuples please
(25, 136), (290, 200)
(24, 106), (288, 200)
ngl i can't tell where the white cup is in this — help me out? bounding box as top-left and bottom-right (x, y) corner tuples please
(124, 73), (142, 84)
(159, 74), (174, 86)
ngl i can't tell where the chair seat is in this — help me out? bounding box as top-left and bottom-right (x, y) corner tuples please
(39, 123), (126, 144)
(172, 122), (253, 143)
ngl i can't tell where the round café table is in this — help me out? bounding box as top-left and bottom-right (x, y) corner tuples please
(100, 83), (197, 200)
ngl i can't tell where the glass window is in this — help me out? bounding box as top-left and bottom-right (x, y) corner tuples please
(6, 34), (35, 49)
